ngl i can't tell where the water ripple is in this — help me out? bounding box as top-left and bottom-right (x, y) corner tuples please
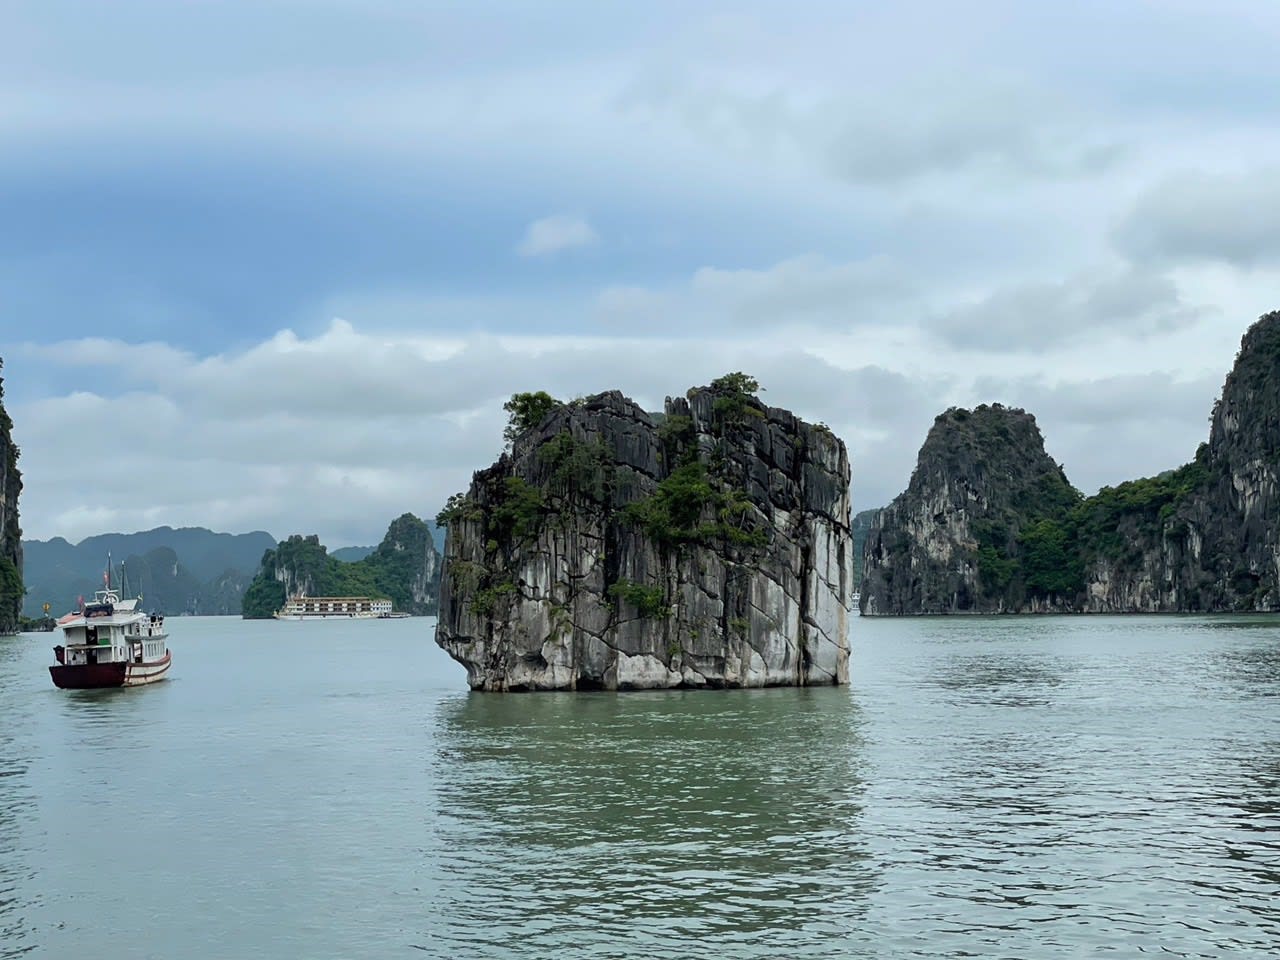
(1, 615), (1279, 957)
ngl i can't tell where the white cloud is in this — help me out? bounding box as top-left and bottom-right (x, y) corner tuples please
(594, 254), (912, 332)
(517, 214), (598, 258)
(11, 297), (1248, 549)
(928, 268), (1204, 352)
(1114, 168), (1280, 268)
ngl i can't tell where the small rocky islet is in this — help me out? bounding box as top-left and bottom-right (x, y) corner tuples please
(434, 375), (853, 691)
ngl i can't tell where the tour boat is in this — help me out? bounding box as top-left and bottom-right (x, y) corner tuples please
(49, 584), (171, 689)
(274, 596), (394, 620)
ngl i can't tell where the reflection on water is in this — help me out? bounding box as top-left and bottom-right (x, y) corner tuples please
(0, 638), (35, 959)
(856, 616), (1280, 957)
(430, 689), (871, 958)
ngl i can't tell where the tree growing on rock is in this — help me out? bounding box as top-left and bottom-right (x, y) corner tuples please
(502, 391), (559, 444)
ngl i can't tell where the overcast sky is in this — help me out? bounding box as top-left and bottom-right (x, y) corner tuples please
(3, 1), (1277, 548)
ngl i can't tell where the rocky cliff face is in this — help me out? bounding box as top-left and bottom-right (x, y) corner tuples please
(1079, 311), (1280, 611)
(863, 311), (1280, 615)
(0, 360), (22, 635)
(435, 382), (852, 691)
(861, 404), (1078, 615)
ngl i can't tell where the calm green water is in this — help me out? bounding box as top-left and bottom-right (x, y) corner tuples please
(2, 614), (1278, 957)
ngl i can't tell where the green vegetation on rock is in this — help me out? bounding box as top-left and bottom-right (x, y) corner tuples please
(706, 371), (765, 425)
(503, 391), (559, 444)
(607, 578), (670, 618)
(621, 461), (767, 549)
(0, 556), (22, 630)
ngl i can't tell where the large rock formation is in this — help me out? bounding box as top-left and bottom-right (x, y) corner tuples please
(241, 513), (441, 618)
(861, 404), (1079, 614)
(435, 379), (852, 691)
(1075, 310), (1280, 611)
(863, 310), (1280, 615)
(0, 359), (22, 635)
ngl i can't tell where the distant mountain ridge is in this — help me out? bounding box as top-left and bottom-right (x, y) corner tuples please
(22, 526), (275, 617)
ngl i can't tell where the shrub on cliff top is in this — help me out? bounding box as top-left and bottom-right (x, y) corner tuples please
(707, 372), (764, 425)
(503, 391), (559, 444)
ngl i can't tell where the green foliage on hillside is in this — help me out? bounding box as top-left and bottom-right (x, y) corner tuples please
(358, 514), (438, 615)
(658, 414), (697, 467)
(0, 556), (23, 631)
(1069, 461), (1209, 563)
(241, 569), (286, 620)
(1019, 519), (1081, 597)
(965, 454), (1209, 604)
(851, 508), (879, 588)
(488, 477), (546, 543)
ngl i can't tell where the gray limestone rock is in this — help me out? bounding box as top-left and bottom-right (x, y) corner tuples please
(435, 384), (852, 690)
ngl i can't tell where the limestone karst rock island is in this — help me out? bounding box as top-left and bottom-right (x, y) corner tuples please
(863, 310), (1280, 614)
(435, 377), (853, 691)
(0, 359), (22, 635)
(241, 513), (441, 618)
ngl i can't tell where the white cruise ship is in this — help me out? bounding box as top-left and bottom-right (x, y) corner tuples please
(275, 596), (393, 620)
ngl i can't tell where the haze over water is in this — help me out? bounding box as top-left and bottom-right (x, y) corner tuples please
(1, 615), (1278, 958)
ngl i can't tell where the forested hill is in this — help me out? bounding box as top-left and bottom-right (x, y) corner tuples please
(861, 404), (1079, 614)
(241, 513), (441, 618)
(863, 309), (1280, 614)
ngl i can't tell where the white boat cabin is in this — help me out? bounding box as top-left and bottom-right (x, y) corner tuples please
(59, 590), (168, 667)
